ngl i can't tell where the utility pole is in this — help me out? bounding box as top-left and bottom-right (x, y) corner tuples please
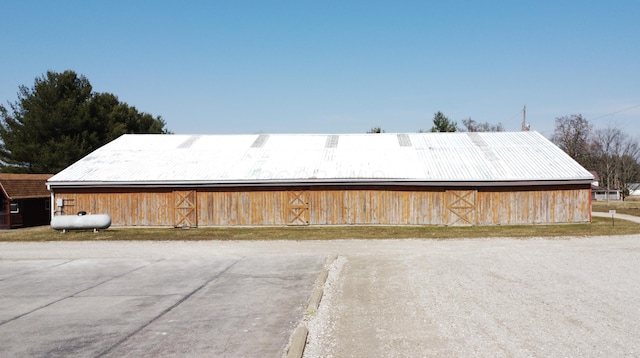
(521, 105), (528, 131)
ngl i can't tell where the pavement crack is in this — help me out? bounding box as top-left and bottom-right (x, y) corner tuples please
(0, 259), (74, 282)
(0, 259), (163, 327)
(95, 257), (244, 357)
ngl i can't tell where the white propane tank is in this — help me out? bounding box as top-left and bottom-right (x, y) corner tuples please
(51, 213), (111, 232)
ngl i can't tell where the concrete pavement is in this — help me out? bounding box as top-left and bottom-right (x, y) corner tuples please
(0, 254), (325, 357)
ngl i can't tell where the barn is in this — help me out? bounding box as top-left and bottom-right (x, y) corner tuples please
(46, 131), (593, 227)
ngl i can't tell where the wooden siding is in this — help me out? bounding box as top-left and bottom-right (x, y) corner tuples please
(55, 190), (173, 227)
(52, 185), (592, 227)
(476, 188), (591, 225)
(197, 190), (287, 226)
(308, 188), (441, 225)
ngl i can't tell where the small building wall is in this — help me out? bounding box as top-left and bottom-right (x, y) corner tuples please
(592, 189), (621, 201)
(0, 197), (51, 229)
(52, 184), (592, 227)
(19, 198), (52, 227)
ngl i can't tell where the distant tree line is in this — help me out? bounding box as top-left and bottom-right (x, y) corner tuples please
(551, 114), (640, 199)
(0, 70), (170, 173)
(371, 111), (505, 133)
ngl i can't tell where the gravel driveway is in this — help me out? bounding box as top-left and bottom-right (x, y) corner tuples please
(304, 236), (640, 357)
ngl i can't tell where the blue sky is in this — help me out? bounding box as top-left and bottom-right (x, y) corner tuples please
(2, 1), (639, 139)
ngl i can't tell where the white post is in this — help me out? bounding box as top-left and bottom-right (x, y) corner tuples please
(50, 191), (55, 221)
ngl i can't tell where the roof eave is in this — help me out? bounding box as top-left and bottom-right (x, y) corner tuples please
(47, 178), (595, 189)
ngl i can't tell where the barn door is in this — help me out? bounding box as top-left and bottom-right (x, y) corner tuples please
(287, 190), (310, 226)
(445, 190), (477, 226)
(174, 190), (197, 228)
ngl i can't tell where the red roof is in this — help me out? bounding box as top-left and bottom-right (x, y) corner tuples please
(0, 174), (53, 199)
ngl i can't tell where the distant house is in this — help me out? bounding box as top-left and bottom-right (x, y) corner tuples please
(628, 183), (640, 198)
(592, 187), (621, 201)
(589, 171), (621, 201)
(0, 174), (53, 229)
(589, 171), (600, 187)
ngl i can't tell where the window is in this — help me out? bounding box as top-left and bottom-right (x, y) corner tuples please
(10, 202), (19, 214)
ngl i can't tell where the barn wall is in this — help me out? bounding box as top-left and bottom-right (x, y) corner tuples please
(308, 188), (441, 225)
(52, 185), (591, 227)
(197, 190), (287, 226)
(54, 189), (174, 227)
(476, 188), (591, 225)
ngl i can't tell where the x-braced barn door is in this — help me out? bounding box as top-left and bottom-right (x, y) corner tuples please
(174, 190), (197, 228)
(287, 190), (310, 226)
(445, 190), (477, 226)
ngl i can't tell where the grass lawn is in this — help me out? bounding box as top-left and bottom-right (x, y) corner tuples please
(592, 198), (640, 216)
(1, 216), (639, 242)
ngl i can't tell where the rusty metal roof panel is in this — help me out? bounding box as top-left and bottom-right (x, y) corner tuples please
(48, 132), (594, 187)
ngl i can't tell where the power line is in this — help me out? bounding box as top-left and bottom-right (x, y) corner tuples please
(590, 103), (640, 121)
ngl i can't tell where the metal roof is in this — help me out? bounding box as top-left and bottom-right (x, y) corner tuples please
(47, 131), (594, 188)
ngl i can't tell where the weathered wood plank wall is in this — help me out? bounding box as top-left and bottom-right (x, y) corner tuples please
(56, 191), (173, 227)
(53, 185), (591, 227)
(476, 188), (591, 225)
(309, 189), (441, 225)
(198, 190), (288, 226)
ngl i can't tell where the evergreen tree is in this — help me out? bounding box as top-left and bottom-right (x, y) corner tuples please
(367, 126), (384, 133)
(430, 111), (457, 132)
(0, 70), (169, 173)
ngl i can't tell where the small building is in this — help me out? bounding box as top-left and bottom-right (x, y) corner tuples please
(46, 132), (594, 227)
(0, 174), (53, 229)
(629, 183), (640, 198)
(591, 186), (621, 201)
(589, 171), (600, 187)
(589, 171), (621, 201)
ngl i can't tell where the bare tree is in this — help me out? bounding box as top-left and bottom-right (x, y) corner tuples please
(461, 118), (505, 132)
(617, 139), (640, 199)
(553, 116), (640, 201)
(591, 126), (640, 201)
(551, 114), (593, 168)
(592, 126), (623, 203)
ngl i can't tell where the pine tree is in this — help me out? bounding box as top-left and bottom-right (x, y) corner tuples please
(0, 70), (169, 173)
